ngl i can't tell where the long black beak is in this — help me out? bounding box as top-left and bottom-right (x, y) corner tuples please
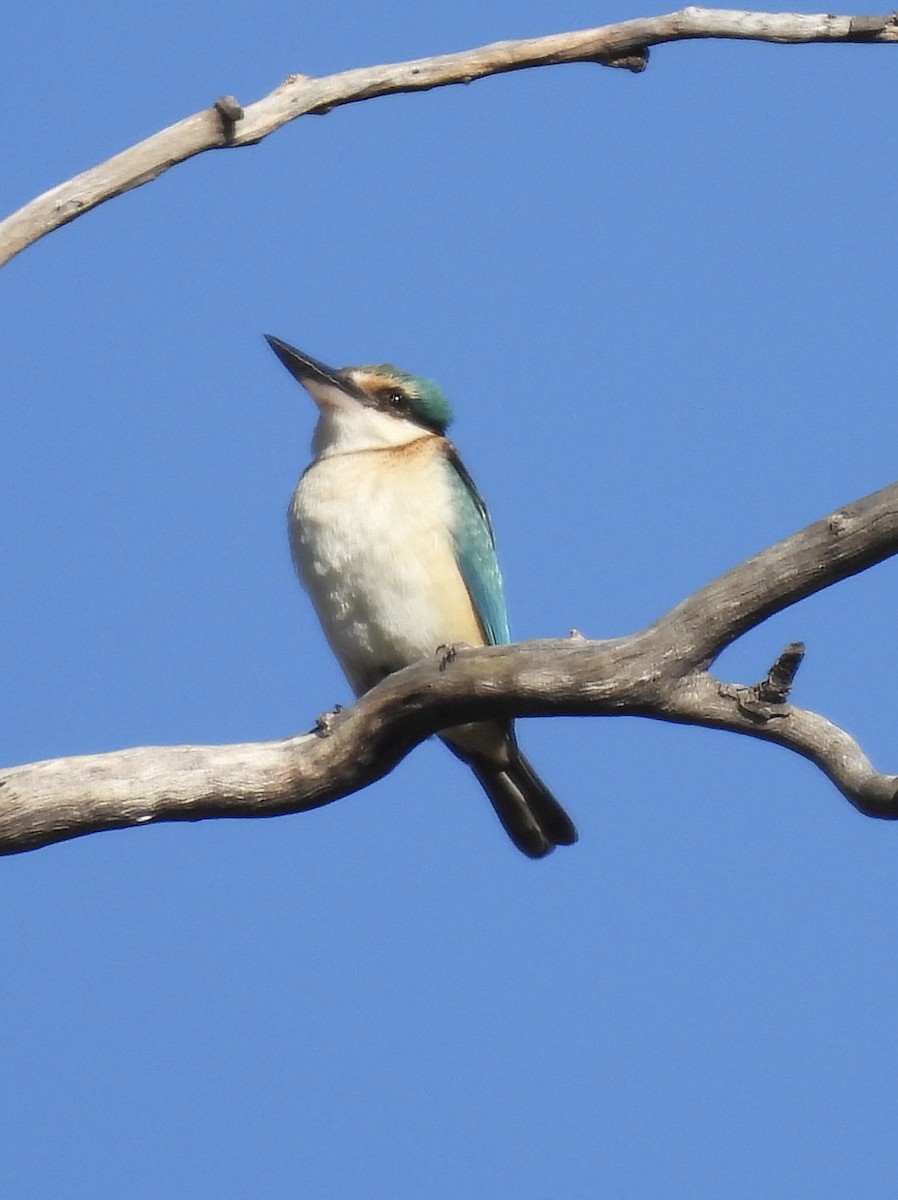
(264, 335), (364, 401)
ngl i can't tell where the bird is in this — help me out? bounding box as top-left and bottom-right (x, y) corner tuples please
(265, 334), (577, 858)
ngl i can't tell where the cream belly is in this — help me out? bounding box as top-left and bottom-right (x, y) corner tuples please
(290, 440), (484, 696)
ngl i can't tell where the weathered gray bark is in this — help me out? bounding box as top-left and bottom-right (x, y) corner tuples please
(3, 482), (898, 856)
(2, 10), (896, 855)
(1, 8), (896, 267)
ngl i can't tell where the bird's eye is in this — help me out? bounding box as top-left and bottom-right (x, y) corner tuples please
(387, 390), (407, 409)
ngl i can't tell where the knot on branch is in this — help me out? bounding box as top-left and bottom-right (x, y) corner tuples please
(592, 46), (651, 73)
(846, 14), (898, 40)
(756, 641), (805, 704)
(723, 641), (806, 722)
(214, 95), (244, 142)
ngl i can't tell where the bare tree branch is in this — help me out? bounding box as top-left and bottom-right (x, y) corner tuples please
(3, 10), (896, 855)
(4, 481), (898, 857)
(1, 7), (896, 268)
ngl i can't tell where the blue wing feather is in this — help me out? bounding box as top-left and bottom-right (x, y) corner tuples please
(445, 446), (511, 646)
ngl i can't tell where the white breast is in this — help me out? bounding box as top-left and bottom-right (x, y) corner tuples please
(290, 439), (484, 694)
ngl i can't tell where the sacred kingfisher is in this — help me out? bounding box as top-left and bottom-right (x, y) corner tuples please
(266, 335), (577, 858)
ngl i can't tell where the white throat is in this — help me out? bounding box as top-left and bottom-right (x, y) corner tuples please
(311, 403), (433, 459)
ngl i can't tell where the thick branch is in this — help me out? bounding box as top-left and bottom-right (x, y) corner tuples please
(2, 8), (896, 267)
(4, 480), (898, 856)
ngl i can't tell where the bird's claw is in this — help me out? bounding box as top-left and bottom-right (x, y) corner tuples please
(314, 704), (343, 736)
(437, 643), (468, 671)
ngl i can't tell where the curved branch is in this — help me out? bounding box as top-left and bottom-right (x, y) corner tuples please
(665, 671), (898, 816)
(4, 480), (898, 857)
(2, 8), (896, 267)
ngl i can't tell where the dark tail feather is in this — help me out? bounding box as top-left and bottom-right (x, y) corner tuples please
(468, 751), (578, 859)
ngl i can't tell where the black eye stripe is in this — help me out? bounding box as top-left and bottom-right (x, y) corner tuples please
(375, 386), (408, 411)
(370, 384), (445, 435)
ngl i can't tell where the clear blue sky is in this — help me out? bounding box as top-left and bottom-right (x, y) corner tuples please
(2, 3), (897, 1196)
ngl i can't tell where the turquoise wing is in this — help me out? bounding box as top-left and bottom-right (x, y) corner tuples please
(445, 447), (511, 647)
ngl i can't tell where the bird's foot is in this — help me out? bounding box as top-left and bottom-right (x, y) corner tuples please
(314, 704), (343, 737)
(436, 642), (472, 672)
(434, 643), (463, 672)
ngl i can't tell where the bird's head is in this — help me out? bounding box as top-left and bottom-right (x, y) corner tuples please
(265, 336), (453, 458)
